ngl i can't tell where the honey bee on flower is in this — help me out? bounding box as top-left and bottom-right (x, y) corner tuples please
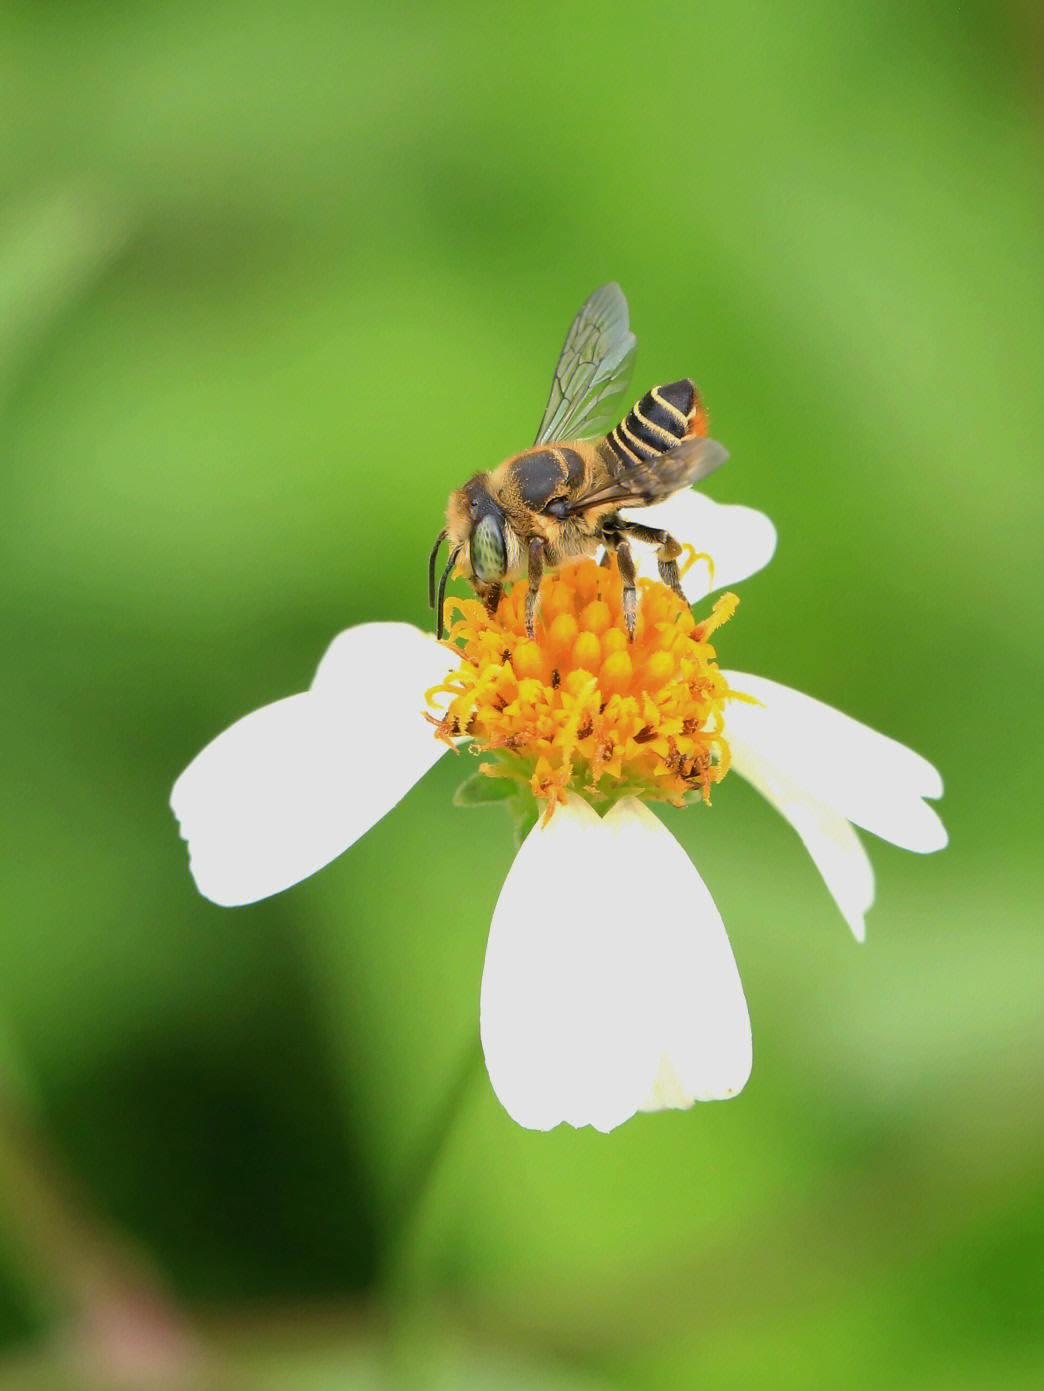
(429, 282), (728, 642)
(171, 286), (945, 1132)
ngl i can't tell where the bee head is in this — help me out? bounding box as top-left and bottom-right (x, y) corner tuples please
(431, 475), (510, 639)
(447, 476), (510, 586)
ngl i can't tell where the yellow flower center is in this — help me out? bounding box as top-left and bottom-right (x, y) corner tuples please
(428, 556), (741, 819)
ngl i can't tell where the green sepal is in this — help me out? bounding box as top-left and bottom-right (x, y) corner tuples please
(453, 773), (518, 807)
(508, 796), (539, 847)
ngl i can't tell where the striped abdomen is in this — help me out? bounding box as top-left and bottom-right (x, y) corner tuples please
(605, 379), (707, 468)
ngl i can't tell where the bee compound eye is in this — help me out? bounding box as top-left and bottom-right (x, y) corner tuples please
(471, 513), (506, 584)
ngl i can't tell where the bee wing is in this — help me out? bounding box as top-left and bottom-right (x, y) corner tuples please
(565, 435), (729, 512)
(534, 284), (638, 445)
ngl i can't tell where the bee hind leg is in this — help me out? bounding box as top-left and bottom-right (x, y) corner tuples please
(616, 521), (686, 601)
(657, 546), (685, 599)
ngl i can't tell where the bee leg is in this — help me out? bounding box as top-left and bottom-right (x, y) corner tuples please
(616, 522), (686, 601)
(657, 548), (685, 599)
(525, 537), (545, 638)
(613, 538), (639, 641)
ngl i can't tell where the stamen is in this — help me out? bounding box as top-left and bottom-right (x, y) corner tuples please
(427, 557), (741, 814)
(680, 544), (714, 584)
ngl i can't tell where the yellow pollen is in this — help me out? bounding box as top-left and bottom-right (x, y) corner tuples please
(427, 557), (741, 814)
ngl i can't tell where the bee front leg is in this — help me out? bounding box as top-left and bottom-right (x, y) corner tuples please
(525, 537), (545, 638)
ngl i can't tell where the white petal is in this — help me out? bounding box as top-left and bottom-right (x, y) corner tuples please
(171, 623), (451, 906)
(612, 803), (751, 1109)
(623, 489), (777, 604)
(730, 750), (874, 941)
(479, 796), (750, 1131)
(723, 671), (947, 854)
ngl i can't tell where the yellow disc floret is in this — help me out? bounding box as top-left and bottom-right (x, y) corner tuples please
(427, 557), (741, 819)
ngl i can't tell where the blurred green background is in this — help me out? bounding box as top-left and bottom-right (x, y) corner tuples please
(1, 1), (1041, 1386)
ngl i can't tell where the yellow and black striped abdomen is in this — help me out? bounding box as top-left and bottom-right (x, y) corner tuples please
(605, 379), (707, 467)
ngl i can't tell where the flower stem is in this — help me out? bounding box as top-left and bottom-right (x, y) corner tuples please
(380, 1032), (484, 1295)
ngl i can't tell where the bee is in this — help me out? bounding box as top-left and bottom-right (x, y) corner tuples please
(428, 284), (728, 641)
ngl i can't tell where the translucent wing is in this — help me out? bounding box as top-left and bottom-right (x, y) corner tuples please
(534, 284), (637, 445)
(564, 436), (729, 512)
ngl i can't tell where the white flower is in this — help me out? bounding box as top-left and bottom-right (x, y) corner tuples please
(171, 495), (945, 1131)
(171, 623), (451, 908)
(479, 795), (751, 1132)
(629, 487), (778, 605)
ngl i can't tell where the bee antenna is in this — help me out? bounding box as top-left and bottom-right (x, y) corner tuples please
(428, 529), (447, 609)
(436, 547), (459, 640)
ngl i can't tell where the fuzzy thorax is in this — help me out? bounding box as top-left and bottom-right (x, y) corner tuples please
(427, 557), (743, 817)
